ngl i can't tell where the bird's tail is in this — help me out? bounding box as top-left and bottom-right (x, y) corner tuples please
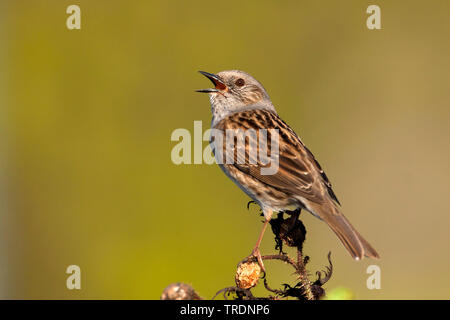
(307, 201), (380, 260)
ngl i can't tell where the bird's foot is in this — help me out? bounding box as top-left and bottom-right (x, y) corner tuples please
(250, 247), (266, 273)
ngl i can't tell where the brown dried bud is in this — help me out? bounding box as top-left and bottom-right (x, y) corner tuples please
(235, 261), (261, 289)
(160, 282), (202, 300)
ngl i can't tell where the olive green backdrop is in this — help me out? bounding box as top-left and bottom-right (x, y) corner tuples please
(1, 0), (449, 299)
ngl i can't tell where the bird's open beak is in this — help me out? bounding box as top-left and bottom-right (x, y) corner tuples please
(196, 71), (227, 93)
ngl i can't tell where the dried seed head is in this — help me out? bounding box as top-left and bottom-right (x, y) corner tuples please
(161, 282), (202, 300)
(235, 261), (261, 289)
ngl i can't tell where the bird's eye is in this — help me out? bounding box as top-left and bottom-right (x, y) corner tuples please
(235, 78), (245, 87)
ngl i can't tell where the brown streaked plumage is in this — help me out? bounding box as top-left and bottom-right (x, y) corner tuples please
(197, 70), (379, 270)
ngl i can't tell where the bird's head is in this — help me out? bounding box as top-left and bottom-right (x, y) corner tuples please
(197, 70), (272, 110)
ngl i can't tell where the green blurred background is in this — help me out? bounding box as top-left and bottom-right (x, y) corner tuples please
(1, 0), (449, 299)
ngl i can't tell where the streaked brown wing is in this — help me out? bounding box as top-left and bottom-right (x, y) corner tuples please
(213, 108), (340, 205)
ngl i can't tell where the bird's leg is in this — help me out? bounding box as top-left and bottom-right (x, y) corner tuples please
(251, 217), (271, 272)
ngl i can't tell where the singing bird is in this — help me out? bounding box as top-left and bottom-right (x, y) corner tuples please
(197, 70), (379, 270)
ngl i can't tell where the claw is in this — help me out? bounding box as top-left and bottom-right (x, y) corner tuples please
(247, 201), (257, 210)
